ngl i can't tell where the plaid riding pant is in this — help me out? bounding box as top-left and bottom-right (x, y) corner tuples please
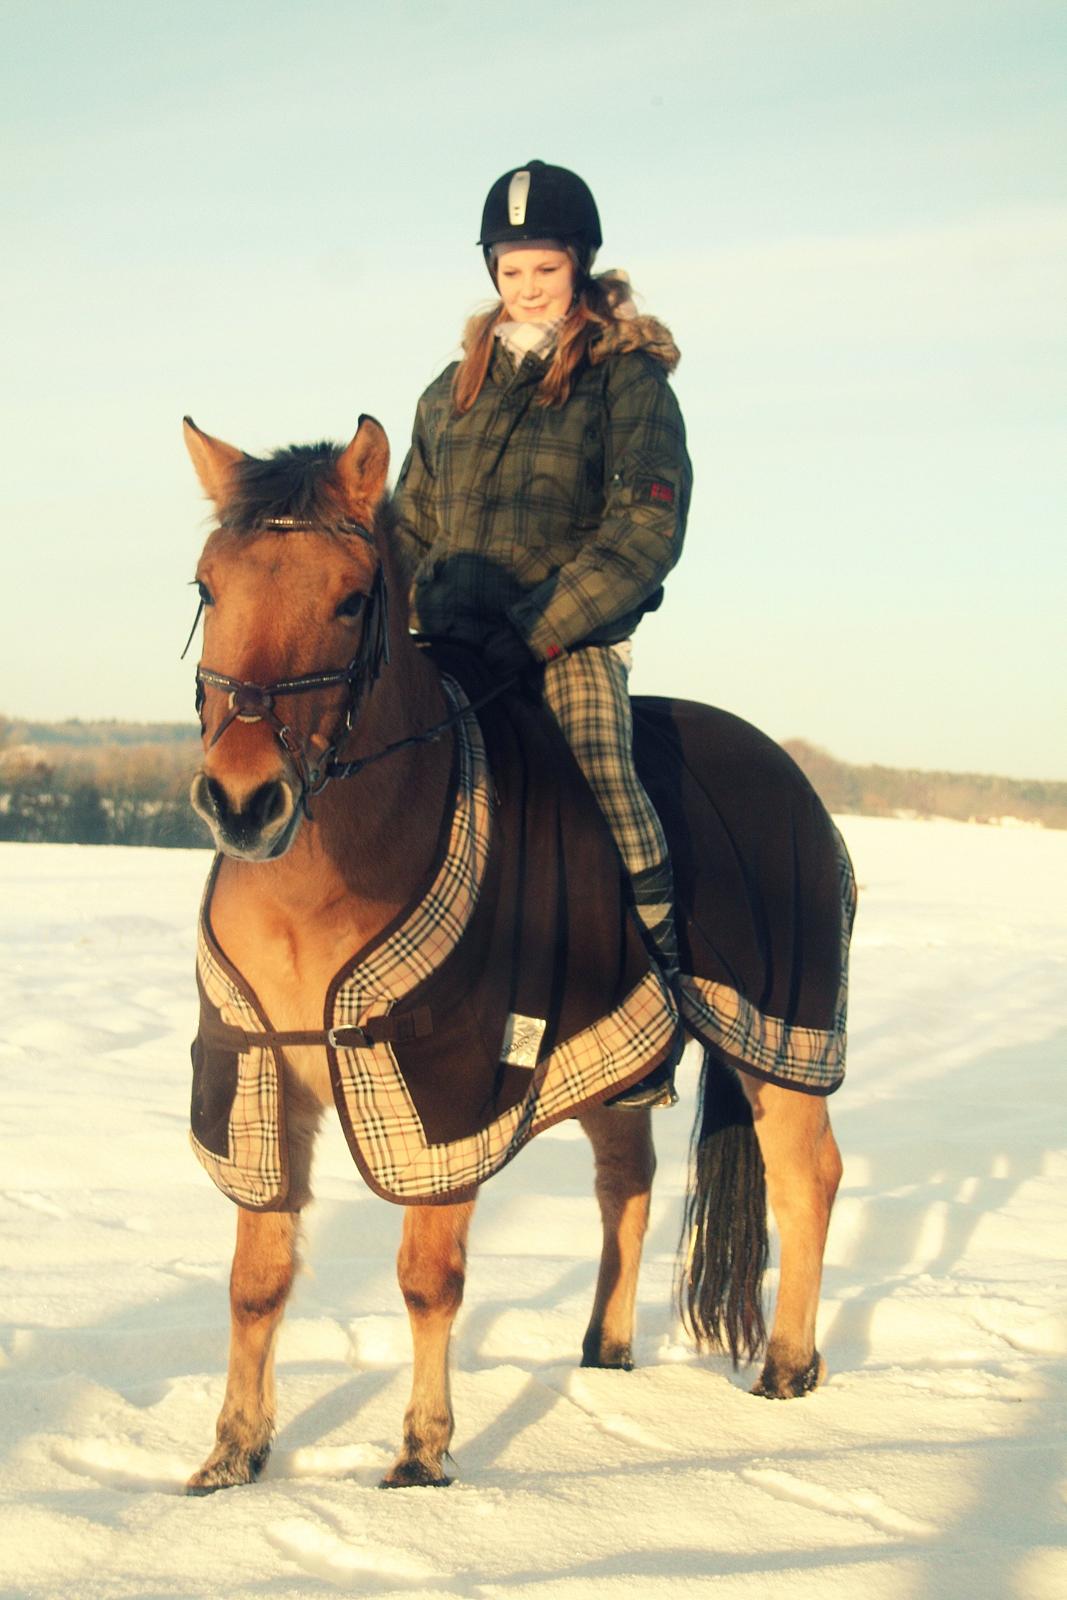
(541, 644), (669, 879)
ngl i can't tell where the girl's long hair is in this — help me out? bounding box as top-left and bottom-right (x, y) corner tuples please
(451, 265), (635, 414)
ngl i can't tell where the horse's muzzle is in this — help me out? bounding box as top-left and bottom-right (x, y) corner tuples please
(190, 771), (301, 860)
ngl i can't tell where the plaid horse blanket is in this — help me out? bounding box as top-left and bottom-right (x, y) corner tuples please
(189, 664), (855, 1211)
(190, 673), (678, 1209)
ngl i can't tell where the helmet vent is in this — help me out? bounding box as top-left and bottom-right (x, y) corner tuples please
(507, 170), (531, 225)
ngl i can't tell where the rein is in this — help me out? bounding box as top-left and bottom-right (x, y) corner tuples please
(190, 514), (516, 813)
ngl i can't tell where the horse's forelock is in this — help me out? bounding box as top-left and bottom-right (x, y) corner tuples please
(224, 442), (352, 533)
(212, 442), (401, 615)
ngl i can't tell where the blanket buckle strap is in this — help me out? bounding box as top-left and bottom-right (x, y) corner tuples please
(327, 1023), (372, 1049)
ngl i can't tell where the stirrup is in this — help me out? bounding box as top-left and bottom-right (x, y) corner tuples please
(607, 1078), (678, 1111)
(605, 1055), (678, 1111)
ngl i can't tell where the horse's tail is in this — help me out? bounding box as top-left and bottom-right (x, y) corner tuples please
(678, 1048), (768, 1365)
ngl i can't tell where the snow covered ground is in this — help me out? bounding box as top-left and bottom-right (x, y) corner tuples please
(0, 816), (1064, 1600)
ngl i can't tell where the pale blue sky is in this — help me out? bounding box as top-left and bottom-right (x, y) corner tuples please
(2, 0), (1064, 778)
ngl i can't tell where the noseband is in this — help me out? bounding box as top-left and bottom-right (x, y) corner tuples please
(193, 517), (390, 813)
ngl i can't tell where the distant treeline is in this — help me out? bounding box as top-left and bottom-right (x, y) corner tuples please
(782, 741), (1067, 830)
(10, 717), (197, 749)
(1, 716), (1064, 847)
(0, 718), (208, 848)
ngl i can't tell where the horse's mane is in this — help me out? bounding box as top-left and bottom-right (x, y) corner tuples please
(223, 443), (397, 542)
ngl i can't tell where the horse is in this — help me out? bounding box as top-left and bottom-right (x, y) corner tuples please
(181, 413), (851, 1494)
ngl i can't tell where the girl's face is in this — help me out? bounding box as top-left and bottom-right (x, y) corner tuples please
(494, 244), (576, 322)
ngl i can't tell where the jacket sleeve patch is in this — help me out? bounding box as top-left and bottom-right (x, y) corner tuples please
(636, 477), (676, 509)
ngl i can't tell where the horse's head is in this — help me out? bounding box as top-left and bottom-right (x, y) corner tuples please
(184, 414), (392, 860)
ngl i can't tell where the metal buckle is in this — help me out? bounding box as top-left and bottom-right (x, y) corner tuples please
(326, 1024), (370, 1049)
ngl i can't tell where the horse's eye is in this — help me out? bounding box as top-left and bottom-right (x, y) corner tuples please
(336, 591), (366, 620)
(197, 580), (214, 605)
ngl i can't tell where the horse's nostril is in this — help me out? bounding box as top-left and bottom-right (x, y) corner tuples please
(205, 777), (230, 819)
(190, 772), (227, 828)
(248, 781), (288, 831)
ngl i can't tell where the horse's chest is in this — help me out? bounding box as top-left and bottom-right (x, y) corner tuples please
(207, 884), (386, 1110)
(279, 1044), (333, 1108)
(203, 947), (333, 1109)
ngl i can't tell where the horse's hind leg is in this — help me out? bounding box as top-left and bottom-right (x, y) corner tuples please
(187, 1207), (298, 1493)
(382, 1197), (476, 1488)
(578, 1104), (656, 1369)
(739, 1075), (842, 1398)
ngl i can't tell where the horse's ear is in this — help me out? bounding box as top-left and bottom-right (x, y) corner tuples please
(336, 414), (390, 514)
(183, 416), (246, 508)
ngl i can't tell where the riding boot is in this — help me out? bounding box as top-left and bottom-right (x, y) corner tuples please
(607, 861), (681, 1110)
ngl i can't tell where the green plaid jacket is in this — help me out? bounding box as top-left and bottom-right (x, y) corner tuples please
(392, 320), (692, 660)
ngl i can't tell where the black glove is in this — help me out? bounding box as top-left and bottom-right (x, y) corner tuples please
(481, 625), (541, 678)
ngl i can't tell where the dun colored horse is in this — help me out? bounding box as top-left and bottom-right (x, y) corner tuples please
(182, 414), (845, 1494)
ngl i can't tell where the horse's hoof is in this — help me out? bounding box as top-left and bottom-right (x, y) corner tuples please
(186, 1442), (270, 1495)
(751, 1351), (826, 1399)
(186, 1479), (228, 1498)
(379, 1458), (453, 1489)
(580, 1340), (634, 1371)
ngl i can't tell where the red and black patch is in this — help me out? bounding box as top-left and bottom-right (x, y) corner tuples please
(636, 478), (676, 509)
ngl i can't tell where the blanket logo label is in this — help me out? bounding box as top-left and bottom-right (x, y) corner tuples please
(501, 1013), (547, 1068)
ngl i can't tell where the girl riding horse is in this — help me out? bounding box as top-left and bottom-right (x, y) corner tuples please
(392, 159), (692, 1108)
(177, 163), (852, 1496)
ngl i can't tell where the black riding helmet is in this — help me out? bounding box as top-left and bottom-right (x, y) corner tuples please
(479, 160), (602, 279)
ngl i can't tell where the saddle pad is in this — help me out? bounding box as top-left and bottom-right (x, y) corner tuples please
(190, 674), (678, 1210)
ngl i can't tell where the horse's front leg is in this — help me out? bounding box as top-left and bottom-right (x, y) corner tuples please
(739, 1075), (842, 1398)
(187, 1207), (298, 1493)
(382, 1197), (476, 1488)
(578, 1103), (655, 1369)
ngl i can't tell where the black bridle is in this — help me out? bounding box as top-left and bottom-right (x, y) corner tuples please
(189, 515), (515, 815)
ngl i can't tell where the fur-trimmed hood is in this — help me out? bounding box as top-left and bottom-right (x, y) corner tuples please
(589, 312), (680, 374)
(459, 270), (680, 374)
